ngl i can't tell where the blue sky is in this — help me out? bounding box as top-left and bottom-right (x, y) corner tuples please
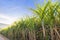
(0, 0), (45, 24)
(0, 0), (35, 17)
(0, 0), (58, 24)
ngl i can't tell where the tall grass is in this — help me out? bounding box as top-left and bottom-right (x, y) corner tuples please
(0, 1), (60, 40)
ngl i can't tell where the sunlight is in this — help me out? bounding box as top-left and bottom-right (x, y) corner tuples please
(0, 14), (17, 24)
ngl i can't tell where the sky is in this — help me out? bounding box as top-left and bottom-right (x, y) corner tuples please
(0, 0), (45, 24)
(0, 0), (58, 24)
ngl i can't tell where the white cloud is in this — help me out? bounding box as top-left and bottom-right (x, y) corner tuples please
(0, 14), (17, 24)
(0, 14), (10, 20)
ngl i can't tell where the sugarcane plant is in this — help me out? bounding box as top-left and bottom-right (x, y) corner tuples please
(0, 0), (60, 40)
(30, 0), (60, 40)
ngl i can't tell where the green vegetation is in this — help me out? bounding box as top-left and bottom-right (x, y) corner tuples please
(0, 1), (60, 40)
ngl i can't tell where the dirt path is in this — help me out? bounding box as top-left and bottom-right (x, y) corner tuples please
(0, 34), (9, 40)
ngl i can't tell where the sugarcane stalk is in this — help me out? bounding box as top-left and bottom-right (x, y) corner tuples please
(50, 26), (54, 40)
(53, 28), (60, 39)
(42, 19), (46, 40)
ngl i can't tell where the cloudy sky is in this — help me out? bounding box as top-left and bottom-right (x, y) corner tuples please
(0, 0), (57, 24)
